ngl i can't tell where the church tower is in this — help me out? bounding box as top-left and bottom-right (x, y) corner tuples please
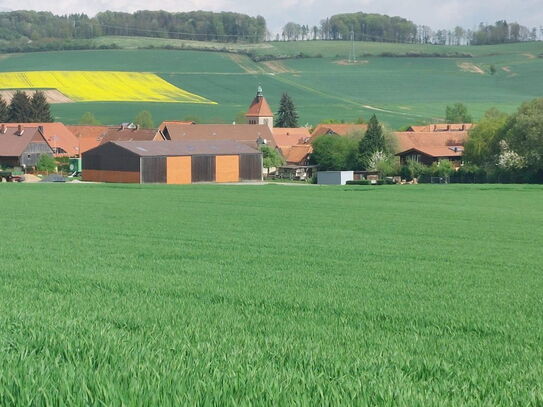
(245, 85), (274, 130)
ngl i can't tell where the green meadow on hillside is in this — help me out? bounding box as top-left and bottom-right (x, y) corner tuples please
(0, 40), (542, 127)
(0, 184), (542, 404)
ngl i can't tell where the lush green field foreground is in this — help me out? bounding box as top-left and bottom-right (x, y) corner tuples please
(0, 184), (542, 405)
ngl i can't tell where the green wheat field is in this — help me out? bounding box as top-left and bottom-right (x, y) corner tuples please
(0, 184), (542, 405)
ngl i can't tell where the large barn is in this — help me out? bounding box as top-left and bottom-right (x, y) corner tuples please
(82, 140), (262, 184)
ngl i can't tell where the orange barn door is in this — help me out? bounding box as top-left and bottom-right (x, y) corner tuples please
(167, 156), (192, 184)
(215, 155), (239, 183)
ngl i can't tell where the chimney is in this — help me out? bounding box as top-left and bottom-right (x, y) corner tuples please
(446, 124), (450, 131)
(38, 125), (44, 134)
(17, 125), (24, 136)
(0, 124), (6, 134)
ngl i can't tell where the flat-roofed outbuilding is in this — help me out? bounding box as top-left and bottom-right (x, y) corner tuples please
(82, 140), (262, 184)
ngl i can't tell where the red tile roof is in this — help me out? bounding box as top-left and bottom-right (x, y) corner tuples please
(283, 144), (313, 165)
(66, 125), (115, 154)
(0, 125), (51, 157)
(246, 95), (273, 118)
(100, 126), (160, 145)
(394, 131), (468, 155)
(311, 123), (368, 139)
(272, 128), (311, 149)
(408, 123), (473, 132)
(1, 122), (79, 156)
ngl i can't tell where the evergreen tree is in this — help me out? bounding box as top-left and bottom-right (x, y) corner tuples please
(275, 93), (299, 128)
(0, 96), (8, 122)
(134, 111), (154, 129)
(358, 115), (387, 170)
(8, 91), (32, 123)
(31, 91), (53, 122)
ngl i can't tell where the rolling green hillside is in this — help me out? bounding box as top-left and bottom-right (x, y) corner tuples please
(1, 39), (542, 128)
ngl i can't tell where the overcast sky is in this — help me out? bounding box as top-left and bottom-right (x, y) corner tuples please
(1, 0), (542, 32)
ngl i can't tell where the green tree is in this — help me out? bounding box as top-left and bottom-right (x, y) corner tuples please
(0, 96), (8, 122)
(500, 98), (543, 173)
(8, 91), (32, 123)
(431, 160), (455, 177)
(260, 145), (284, 171)
(358, 115), (387, 170)
(311, 135), (358, 170)
(30, 91), (53, 122)
(79, 112), (101, 125)
(354, 116), (365, 124)
(445, 103), (473, 123)
(275, 93), (299, 128)
(36, 154), (56, 172)
(134, 111), (154, 129)
(407, 159), (426, 180)
(464, 108), (508, 167)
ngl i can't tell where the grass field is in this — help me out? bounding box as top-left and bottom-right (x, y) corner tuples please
(0, 40), (542, 127)
(0, 71), (214, 103)
(0, 184), (542, 404)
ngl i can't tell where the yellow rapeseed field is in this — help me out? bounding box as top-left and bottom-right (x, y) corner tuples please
(0, 71), (216, 104)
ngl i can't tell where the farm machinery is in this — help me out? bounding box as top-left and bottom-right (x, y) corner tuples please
(0, 170), (24, 182)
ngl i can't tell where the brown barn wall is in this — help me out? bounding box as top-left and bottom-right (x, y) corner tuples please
(141, 157), (167, 183)
(215, 155), (240, 183)
(83, 170), (140, 183)
(239, 154), (262, 181)
(191, 155), (215, 182)
(167, 156), (192, 184)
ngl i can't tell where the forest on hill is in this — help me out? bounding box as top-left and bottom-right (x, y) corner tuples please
(0, 10), (267, 43)
(0, 9), (541, 52)
(283, 16), (541, 45)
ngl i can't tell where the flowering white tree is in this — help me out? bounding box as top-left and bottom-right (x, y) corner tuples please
(497, 140), (526, 170)
(367, 150), (388, 171)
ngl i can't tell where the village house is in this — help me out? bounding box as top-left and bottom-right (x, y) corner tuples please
(1, 122), (79, 157)
(394, 125), (471, 166)
(0, 124), (54, 169)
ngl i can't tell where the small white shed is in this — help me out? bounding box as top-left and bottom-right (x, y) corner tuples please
(317, 171), (354, 185)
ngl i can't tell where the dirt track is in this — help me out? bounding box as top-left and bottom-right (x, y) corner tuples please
(0, 89), (74, 104)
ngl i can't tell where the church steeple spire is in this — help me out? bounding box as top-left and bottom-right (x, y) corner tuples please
(246, 85), (274, 130)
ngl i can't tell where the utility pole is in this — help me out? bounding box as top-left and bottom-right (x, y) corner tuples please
(348, 26), (356, 63)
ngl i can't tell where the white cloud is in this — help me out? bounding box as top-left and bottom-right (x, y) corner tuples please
(1, 0), (542, 32)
